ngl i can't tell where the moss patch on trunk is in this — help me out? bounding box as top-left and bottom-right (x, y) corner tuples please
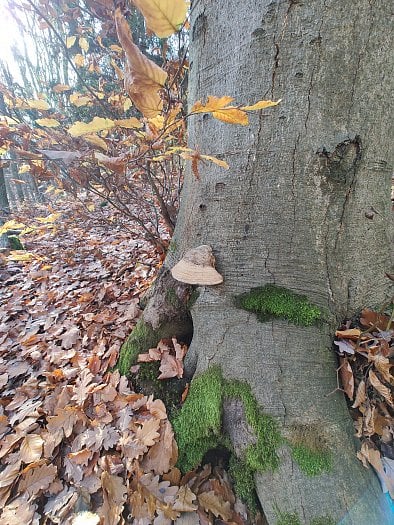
(117, 320), (160, 376)
(235, 285), (321, 326)
(171, 366), (281, 510)
(275, 512), (334, 525)
(287, 424), (332, 476)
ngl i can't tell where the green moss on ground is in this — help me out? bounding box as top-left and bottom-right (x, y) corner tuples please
(117, 320), (160, 376)
(235, 285), (321, 326)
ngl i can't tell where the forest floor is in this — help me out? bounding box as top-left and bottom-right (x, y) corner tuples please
(0, 195), (254, 525)
(0, 194), (392, 524)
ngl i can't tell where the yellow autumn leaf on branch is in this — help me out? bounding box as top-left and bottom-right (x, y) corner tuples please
(114, 117), (142, 129)
(115, 8), (167, 117)
(18, 164), (30, 174)
(66, 35), (76, 48)
(191, 96), (235, 114)
(70, 93), (92, 107)
(73, 54), (85, 67)
(132, 0), (188, 38)
(52, 83), (71, 93)
(84, 134), (108, 151)
(35, 118), (60, 128)
(199, 154), (229, 170)
(68, 117), (115, 137)
(27, 99), (50, 111)
(241, 99), (281, 111)
(79, 37), (89, 52)
(191, 96), (248, 125)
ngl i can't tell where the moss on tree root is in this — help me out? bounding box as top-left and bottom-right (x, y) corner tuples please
(235, 284), (322, 326)
(275, 512), (335, 525)
(117, 320), (160, 376)
(171, 366), (333, 511)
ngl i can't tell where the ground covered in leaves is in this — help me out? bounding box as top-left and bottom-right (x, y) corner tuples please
(0, 198), (252, 525)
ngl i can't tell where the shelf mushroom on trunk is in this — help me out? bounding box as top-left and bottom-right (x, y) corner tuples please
(171, 245), (223, 285)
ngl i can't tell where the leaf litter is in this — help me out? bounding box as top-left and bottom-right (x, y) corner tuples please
(333, 305), (394, 498)
(0, 197), (253, 525)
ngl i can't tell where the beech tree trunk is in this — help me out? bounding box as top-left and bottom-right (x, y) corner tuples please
(140, 1), (393, 523)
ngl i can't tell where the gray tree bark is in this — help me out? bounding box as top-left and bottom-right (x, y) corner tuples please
(140, 0), (393, 523)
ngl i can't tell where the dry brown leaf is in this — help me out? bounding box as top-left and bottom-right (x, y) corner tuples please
(68, 449), (93, 466)
(339, 357), (354, 400)
(61, 326), (80, 349)
(335, 328), (361, 340)
(198, 490), (232, 521)
(0, 460), (21, 489)
(0, 493), (38, 525)
(18, 463), (57, 496)
(369, 370), (393, 406)
(132, 0), (188, 38)
(172, 485), (198, 512)
(47, 406), (79, 438)
(357, 441), (394, 498)
(141, 420), (178, 474)
(147, 398), (167, 420)
(135, 417), (161, 447)
(20, 434), (43, 463)
(360, 309), (390, 331)
(101, 471), (127, 525)
(115, 8), (167, 117)
(158, 352), (183, 379)
(352, 380), (367, 409)
(368, 354), (393, 383)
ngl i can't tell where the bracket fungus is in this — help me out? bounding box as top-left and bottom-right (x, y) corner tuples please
(171, 245), (223, 285)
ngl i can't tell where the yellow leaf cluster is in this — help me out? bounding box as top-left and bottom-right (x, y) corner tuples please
(132, 0), (188, 38)
(70, 93), (92, 107)
(35, 118), (60, 128)
(27, 99), (50, 111)
(52, 84), (71, 93)
(115, 9), (167, 117)
(68, 117), (115, 137)
(0, 220), (26, 235)
(79, 37), (89, 52)
(73, 54), (85, 68)
(66, 35), (76, 48)
(191, 96), (280, 126)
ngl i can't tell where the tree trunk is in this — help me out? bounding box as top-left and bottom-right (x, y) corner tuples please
(122, 0), (393, 523)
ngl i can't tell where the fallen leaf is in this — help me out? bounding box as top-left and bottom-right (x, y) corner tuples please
(20, 434), (44, 463)
(18, 463), (57, 496)
(338, 357), (354, 400)
(172, 485), (198, 512)
(135, 418), (161, 447)
(369, 370), (393, 406)
(198, 490), (232, 521)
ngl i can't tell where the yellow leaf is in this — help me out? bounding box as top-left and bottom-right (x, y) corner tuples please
(73, 54), (85, 67)
(66, 35), (76, 48)
(241, 99), (281, 111)
(68, 117), (115, 137)
(114, 117), (142, 129)
(18, 164), (30, 174)
(35, 118), (60, 128)
(109, 44), (123, 53)
(124, 98), (133, 111)
(199, 154), (229, 169)
(84, 134), (108, 151)
(148, 115), (165, 130)
(79, 36), (89, 52)
(70, 93), (91, 107)
(87, 204), (95, 212)
(27, 99), (50, 111)
(0, 220), (26, 235)
(7, 251), (36, 262)
(115, 8), (168, 117)
(53, 84), (71, 93)
(36, 213), (61, 224)
(191, 96), (235, 114)
(213, 108), (248, 125)
(132, 0), (188, 38)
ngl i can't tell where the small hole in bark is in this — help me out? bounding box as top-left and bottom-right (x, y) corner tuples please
(199, 203), (206, 211)
(215, 182), (226, 192)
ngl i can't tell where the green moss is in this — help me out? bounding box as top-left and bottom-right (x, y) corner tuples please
(172, 366), (223, 472)
(310, 518), (335, 525)
(166, 288), (182, 309)
(172, 367), (282, 514)
(229, 456), (257, 512)
(290, 443), (332, 476)
(187, 288), (200, 309)
(168, 239), (177, 253)
(235, 285), (321, 326)
(275, 512), (302, 525)
(117, 320), (160, 376)
(134, 362), (184, 417)
(8, 235), (24, 250)
(224, 380), (281, 471)
(288, 425), (332, 476)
